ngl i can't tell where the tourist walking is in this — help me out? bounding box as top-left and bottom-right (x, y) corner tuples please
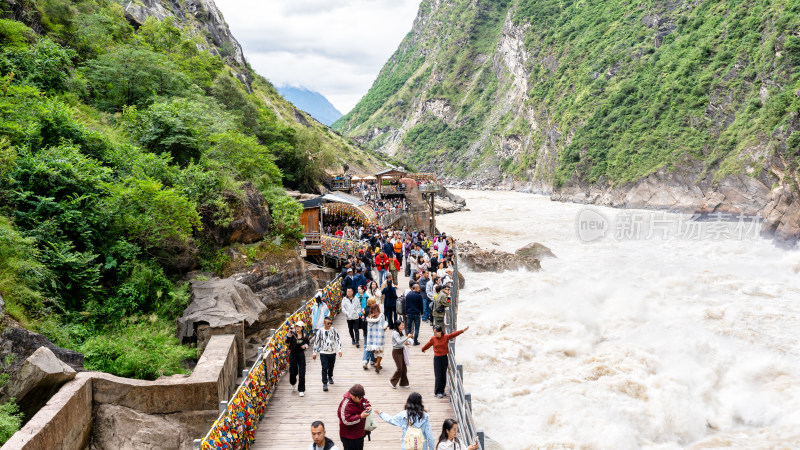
(389, 321), (412, 389)
(311, 290), (329, 337)
(435, 419), (478, 450)
(405, 283), (424, 345)
(374, 392), (435, 450)
(367, 280), (381, 303)
(422, 325), (469, 398)
(364, 304), (386, 373)
(338, 384), (372, 450)
(309, 421), (340, 450)
(375, 249), (390, 286)
(286, 320), (310, 397)
(312, 316), (342, 391)
(431, 285), (451, 329)
(342, 287), (362, 347)
(382, 278), (399, 329)
(419, 270), (431, 323)
(390, 253), (401, 282)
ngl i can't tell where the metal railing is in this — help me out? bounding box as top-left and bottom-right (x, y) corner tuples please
(444, 252), (484, 449)
(195, 276), (343, 449)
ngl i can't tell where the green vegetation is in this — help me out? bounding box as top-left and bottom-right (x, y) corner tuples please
(0, 0), (385, 407)
(337, 0), (800, 188)
(0, 400), (21, 444)
(80, 317), (196, 380)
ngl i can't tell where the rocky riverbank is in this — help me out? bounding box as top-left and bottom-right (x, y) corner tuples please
(444, 170), (800, 246)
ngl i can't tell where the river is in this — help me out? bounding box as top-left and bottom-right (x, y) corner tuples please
(436, 190), (800, 449)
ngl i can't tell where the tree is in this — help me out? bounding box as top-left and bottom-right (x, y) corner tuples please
(81, 45), (193, 111)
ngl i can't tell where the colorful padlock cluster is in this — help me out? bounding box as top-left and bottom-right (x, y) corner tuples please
(201, 278), (343, 449)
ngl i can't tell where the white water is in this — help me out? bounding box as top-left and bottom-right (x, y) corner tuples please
(437, 190), (800, 449)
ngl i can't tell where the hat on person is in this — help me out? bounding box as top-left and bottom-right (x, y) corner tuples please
(446, 267), (453, 273)
(347, 268), (353, 272)
(295, 320), (306, 327)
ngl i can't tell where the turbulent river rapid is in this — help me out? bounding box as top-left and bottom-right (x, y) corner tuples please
(436, 190), (800, 449)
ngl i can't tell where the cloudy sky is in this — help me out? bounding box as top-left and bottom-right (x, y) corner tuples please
(215, 0), (422, 114)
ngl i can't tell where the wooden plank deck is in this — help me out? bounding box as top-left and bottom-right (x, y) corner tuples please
(252, 273), (454, 449)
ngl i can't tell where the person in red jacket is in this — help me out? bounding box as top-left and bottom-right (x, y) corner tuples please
(374, 249), (390, 286)
(421, 325), (469, 399)
(338, 384), (372, 450)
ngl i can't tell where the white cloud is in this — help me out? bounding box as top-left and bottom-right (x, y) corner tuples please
(215, 0), (421, 113)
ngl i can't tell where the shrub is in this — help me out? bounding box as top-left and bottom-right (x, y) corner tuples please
(0, 400), (21, 445)
(80, 318), (196, 380)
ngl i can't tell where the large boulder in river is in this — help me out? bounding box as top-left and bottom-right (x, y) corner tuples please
(515, 242), (556, 259)
(458, 241), (541, 272)
(0, 346), (76, 424)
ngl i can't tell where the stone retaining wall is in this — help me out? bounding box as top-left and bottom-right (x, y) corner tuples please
(1, 334), (238, 450)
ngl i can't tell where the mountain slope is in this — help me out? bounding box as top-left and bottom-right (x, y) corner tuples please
(278, 86), (343, 126)
(0, 0), (396, 415)
(334, 0), (800, 241)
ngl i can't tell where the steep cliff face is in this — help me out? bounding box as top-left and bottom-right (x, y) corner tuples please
(334, 0), (800, 242)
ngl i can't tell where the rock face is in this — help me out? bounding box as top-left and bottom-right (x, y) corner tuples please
(458, 241), (541, 272)
(515, 242), (556, 260)
(123, 0), (247, 69)
(0, 347), (76, 424)
(214, 183), (273, 245)
(0, 325), (84, 373)
(91, 404), (217, 450)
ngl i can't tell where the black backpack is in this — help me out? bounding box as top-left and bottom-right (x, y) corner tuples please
(396, 294), (406, 315)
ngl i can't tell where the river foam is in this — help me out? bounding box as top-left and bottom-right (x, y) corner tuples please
(438, 190), (800, 449)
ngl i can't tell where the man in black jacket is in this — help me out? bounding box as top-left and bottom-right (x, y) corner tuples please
(309, 421), (340, 450)
(404, 284), (424, 345)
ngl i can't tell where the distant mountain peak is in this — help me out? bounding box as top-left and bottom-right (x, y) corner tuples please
(277, 86), (343, 126)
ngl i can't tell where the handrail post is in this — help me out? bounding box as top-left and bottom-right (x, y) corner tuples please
(219, 401), (227, 413)
(193, 439), (201, 449)
(478, 430), (485, 449)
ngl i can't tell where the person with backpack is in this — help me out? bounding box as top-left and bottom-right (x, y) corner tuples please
(375, 249), (390, 286)
(422, 325), (469, 398)
(431, 285), (451, 329)
(435, 419), (478, 450)
(382, 278), (398, 330)
(286, 320), (310, 397)
(338, 384), (372, 450)
(389, 253), (401, 282)
(313, 316), (342, 392)
(374, 392), (435, 450)
(311, 290), (329, 338)
(309, 420), (340, 450)
(389, 321), (412, 389)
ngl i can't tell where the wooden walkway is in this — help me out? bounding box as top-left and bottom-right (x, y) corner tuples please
(252, 273), (454, 449)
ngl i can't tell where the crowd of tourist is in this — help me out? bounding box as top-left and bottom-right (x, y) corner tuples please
(366, 197), (408, 219)
(290, 225), (475, 450)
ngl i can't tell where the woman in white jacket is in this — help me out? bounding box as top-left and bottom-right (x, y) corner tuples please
(341, 288), (362, 348)
(435, 419), (478, 450)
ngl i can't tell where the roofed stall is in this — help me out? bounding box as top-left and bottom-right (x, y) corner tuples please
(375, 168), (407, 196)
